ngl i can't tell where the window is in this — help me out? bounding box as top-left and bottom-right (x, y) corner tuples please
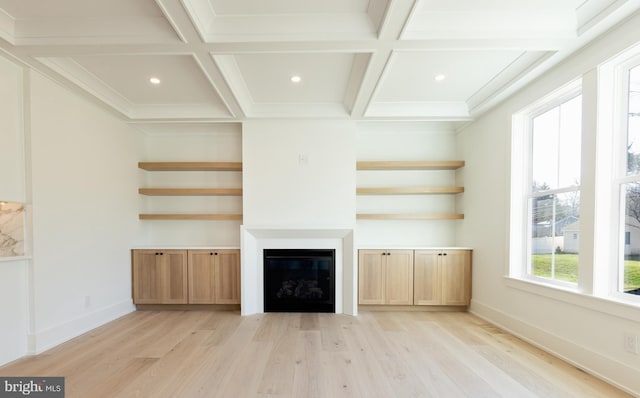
(626, 231), (631, 245)
(511, 42), (640, 306)
(616, 62), (640, 297)
(511, 81), (582, 287)
(527, 95), (582, 285)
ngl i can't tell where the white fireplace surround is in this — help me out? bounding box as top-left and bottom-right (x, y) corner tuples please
(240, 226), (357, 316)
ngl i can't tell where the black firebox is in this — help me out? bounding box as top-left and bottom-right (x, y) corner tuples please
(263, 249), (335, 312)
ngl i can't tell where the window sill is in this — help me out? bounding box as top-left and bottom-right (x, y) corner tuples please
(0, 256), (30, 263)
(504, 276), (640, 323)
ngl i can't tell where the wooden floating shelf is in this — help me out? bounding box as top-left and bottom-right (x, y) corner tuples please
(138, 162), (242, 171)
(356, 186), (464, 195)
(139, 188), (242, 196)
(356, 161), (465, 171)
(356, 213), (464, 220)
(139, 214), (243, 221)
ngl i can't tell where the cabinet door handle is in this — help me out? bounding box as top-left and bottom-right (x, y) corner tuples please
(214, 252), (219, 256)
(210, 252), (214, 255)
(443, 253), (447, 256)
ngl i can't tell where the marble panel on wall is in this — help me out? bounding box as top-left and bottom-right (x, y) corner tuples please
(0, 202), (24, 257)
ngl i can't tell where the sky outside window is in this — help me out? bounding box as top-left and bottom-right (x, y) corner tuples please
(532, 95), (582, 191)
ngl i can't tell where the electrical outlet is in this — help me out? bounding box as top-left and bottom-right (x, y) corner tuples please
(84, 295), (91, 309)
(624, 333), (638, 354)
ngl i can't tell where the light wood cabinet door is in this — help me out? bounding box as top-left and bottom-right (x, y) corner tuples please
(213, 250), (241, 304)
(441, 250), (471, 306)
(414, 249), (471, 306)
(188, 250), (216, 304)
(414, 250), (442, 305)
(358, 250), (385, 304)
(385, 250), (414, 305)
(188, 249), (241, 304)
(359, 249), (414, 305)
(132, 250), (188, 304)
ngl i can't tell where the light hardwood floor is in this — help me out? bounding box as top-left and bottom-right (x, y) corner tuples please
(0, 310), (631, 398)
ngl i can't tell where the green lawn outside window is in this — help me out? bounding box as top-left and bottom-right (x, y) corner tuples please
(531, 254), (640, 291)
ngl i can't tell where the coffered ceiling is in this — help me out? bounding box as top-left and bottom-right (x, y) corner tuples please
(0, 0), (638, 122)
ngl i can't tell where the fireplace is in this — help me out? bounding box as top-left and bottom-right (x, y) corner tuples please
(263, 249), (335, 312)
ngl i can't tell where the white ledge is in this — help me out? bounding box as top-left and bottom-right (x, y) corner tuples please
(131, 246), (240, 250)
(504, 276), (640, 322)
(357, 245), (473, 250)
(0, 256), (30, 263)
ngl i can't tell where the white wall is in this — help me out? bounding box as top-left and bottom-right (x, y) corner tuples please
(0, 54), (29, 365)
(457, 12), (640, 395)
(356, 122), (460, 247)
(137, 123), (243, 247)
(0, 258), (29, 364)
(0, 55), (24, 202)
(27, 70), (143, 353)
(243, 120), (356, 228)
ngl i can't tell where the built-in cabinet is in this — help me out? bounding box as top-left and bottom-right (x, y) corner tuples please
(414, 250), (471, 306)
(358, 248), (471, 307)
(188, 250), (241, 304)
(358, 250), (414, 305)
(132, 249), (240, 305)
(132, 250), (189, 304)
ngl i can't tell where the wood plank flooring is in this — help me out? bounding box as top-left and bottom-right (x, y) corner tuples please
(0, 310), (631, 397)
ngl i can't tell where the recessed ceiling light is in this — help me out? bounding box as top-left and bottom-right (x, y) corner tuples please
(290, 75), (302, 83)
(434, 74), (446, 82)
(149, 77), (161, 85)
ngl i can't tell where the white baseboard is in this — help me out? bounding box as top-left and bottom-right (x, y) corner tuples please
(28, 299), (135, 355)
(470, 299), (640, 397)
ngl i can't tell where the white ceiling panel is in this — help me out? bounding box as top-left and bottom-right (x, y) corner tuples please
(233, 53), (356, 103)
(37, 54), (232, 119)
(210, 0), (371, 15)
(183, 0), (383, 42)
(214, 52), (361, 117)
(70, 55), (221, 105)
(0, 0), (180, 44)
(0, 0), (163, 18)
(375, 50), (524, 102)
(403, 0), (580, 40)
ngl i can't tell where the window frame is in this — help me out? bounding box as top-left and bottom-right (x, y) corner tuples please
(510, 79), (583, 289)
(610, 55), (640, 303)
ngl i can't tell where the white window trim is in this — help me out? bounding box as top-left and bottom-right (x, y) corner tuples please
(608, 54), (640, 304)
(510, 79), (582, 289)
